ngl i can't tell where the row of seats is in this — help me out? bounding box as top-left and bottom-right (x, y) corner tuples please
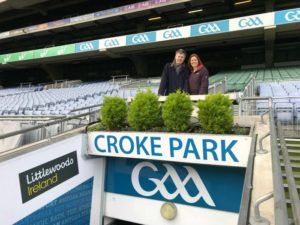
(258, 81), (300, 123)
(210, 65), (300, 92)
(0, 82), (119, 116)
(0, 87), (35, 97)
(0, 81), (159, 116)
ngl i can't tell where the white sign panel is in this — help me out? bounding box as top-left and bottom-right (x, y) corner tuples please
(229, 12), (274, 31)
(156, 26), (191, 41)
(88, 132), (252, 167)
(105, 193), (239, 225)
(99, 36), (126, 49)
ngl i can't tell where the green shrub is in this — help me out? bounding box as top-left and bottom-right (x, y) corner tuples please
(162, 91), (193, 132)
(198, 93), (233, 134)
(128, 89), (162, 131)
(100, 96), (127, 130)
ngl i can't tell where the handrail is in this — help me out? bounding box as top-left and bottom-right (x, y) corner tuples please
(251, 192), (274, 224)
(242, 75), (256, 98)
(0, 110), (98, 140)
(260, 110), (269, 124)
(239, 96), (272, 116)
(70, 104), (102, 112)
(238, 133), (257, 225)
(240, 97), (289, 224)
(269, 109), (289, 225)
(277, 122), (300, 225)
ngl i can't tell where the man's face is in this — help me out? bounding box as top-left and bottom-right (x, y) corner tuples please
(175, 53), (185, 65)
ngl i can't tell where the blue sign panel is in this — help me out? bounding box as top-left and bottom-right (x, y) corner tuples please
(191, 20), (229, 37)
(275, 8), (300, 25)
(15, 178), (93, 225)
(126, 31), (156, 46)
(75, 40), (99, 53)
(105, 158), (245, 213)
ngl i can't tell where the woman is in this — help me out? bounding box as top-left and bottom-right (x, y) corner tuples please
(187, 53), (209, 95)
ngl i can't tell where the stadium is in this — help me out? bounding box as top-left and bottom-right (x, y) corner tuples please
(0, 0), (299, 224)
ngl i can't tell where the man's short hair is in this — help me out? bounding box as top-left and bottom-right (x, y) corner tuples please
(175, 49), (186, 56)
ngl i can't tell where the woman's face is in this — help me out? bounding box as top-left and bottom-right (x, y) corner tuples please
(190, 56), (199, 68)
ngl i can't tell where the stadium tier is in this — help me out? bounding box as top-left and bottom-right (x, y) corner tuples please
(209, 66), (300, 92)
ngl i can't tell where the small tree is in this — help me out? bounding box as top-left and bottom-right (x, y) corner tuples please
(162, 91), (193, 132)
(198, 93), (233, 134)
(100, 96), (127, 130)
(128, 89), (162, 131)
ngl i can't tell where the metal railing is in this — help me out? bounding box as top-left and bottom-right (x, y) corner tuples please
(110, 75), (130, 84)
(241, 76), (256, 98)
(0, 110), (99, 150)
(208, 77), (227, 94)
(240, 97), (289, 225)
(20, 82), (32, 89)
(238, 133), (257, 225)
(239, 96), (272, 116)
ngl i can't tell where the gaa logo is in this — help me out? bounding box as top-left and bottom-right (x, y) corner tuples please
(79, 42), (96, 51)
(131, 162), (215, 206)
(198, 23), (221, 34)
(238, 17), (263, 28)
(131, 34), (150, 44)
(285, 10), (300, 22)
(163, 29), (182, 39)
(104, 39), (119, 47)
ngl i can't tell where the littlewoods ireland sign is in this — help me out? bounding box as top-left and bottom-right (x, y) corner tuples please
(19, 151), (79, 203)
(88, 132), (251, 167)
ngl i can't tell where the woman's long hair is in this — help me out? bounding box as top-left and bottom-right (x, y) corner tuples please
(188, 53), (203, 71)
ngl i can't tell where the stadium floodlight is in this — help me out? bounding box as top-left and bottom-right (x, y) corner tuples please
(234, 0), (252, 5)
(188, 9), (203, 14)
(148, 16), (162, 21)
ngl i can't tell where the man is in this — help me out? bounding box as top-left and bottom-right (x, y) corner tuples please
(158, 49), (189, 96)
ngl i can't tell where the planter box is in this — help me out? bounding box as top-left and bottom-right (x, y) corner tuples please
(87, 131), (253, 225)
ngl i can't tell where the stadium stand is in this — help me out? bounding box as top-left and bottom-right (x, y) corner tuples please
(0, 80), (161, 116)
(1, 0), (300, 224)
(209, 66), (300, 92)
(0, 82), (118, 116)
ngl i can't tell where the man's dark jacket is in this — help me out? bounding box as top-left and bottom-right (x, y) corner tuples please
(158, 63), (189, 96)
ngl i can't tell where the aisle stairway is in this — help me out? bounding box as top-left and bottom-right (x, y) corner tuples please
(277, 134), (300, 223)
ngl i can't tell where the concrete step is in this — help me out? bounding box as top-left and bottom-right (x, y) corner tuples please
(279, 156), (300, 161)
(281, 163), (300, 169)
(284, 183), (300, 190)
(282, 173), (300, 179)
(287, 149), (300, 154)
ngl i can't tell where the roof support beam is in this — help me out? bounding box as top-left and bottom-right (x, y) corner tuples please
(264, 25), (276, 68)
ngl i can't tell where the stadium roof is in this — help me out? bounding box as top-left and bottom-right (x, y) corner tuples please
(3, 0), (298, 54)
